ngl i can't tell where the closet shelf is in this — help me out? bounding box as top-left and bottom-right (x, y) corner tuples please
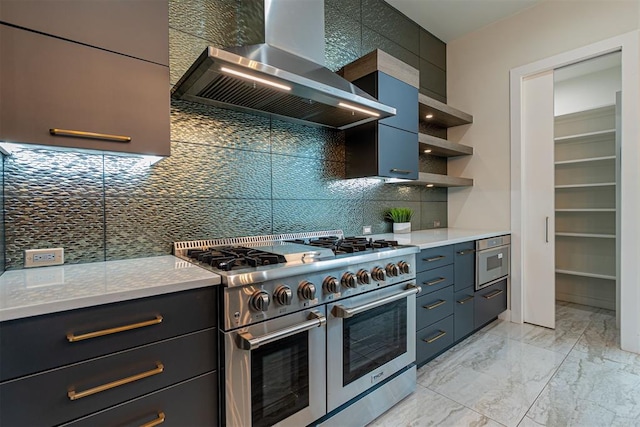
(555, 208), (615, 212)
(419, 133), (473, 157)
(555, 269), (616, 281)
(555, 155), (616, 165)
(554, 128), (615, 143)
(556, 232), (615, 239)
(555, 182), (615, 189)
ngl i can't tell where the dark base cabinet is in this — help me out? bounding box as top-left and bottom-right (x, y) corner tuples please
(475, 279), (508, 329)
(454, 286), (475, 341)
(416, 315), (454, 366)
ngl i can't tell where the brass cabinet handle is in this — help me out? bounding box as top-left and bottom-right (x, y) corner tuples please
(50, 128), (132, 142)
(484, 289), (505, 300)
(457, 295), (474, 304)
(67, 315), (163, 342)
(424, 299), (446, 310)
(68, 362), (164, 401)
(424, 330), (447, 344)
(424, 255), (446, 262)
(456, 249), (476, 255)
(423, 277), (446, 286)
(390, 168), (412, 174)
(141, 412), (166, 427)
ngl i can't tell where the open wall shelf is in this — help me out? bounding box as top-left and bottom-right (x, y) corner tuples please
(419, 132), (473, 157)
(418, 93), (472, 127)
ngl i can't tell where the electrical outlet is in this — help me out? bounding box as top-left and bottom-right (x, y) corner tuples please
(24, 248), (64, 268)
(433, 220), (441, 227)
(362, 225), (372, 235)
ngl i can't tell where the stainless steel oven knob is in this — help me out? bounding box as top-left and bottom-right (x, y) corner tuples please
(371, 266), (386, 282)
(249, 290), (270, 312)
(398, 261), (411, 274)
(341, 272), (357, 288)
(274, 285), (293, 306)
(357, 269), (372, 284)
(298, 281), (316, 300)
(386, 263), (400, 277)
(323, 276), (340, 294)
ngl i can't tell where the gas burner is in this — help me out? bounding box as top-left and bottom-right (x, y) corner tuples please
(187, 246), (287, 271)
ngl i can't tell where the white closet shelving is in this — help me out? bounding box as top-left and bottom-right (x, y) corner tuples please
(554, 105), (617, 310)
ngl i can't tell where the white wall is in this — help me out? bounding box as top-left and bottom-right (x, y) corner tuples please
(446, 0), (640, 229)
(555, 66), (621, 116)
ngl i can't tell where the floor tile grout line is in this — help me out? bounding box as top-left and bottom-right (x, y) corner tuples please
(423, 385), (509, 427)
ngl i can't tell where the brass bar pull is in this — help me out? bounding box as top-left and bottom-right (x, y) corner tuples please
(484, 289), (504, 300)
(424, 299), (446, 310)
(424, 255), (445, 262)
(456, 249), (476, 255)
(457, 295), (474, 304)
(424, 330), (446, 344)
(390, 168), (412, 174)
(68, 362), (164, 401)
(67, 315), (163, 342)
(141, 412), (166, 427)
(424, 277), (445, 287)
(50, 128), (132, 142)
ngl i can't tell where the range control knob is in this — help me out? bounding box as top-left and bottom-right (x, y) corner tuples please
(386, 263), (400, 277)
(398, 261), (411, 275)
(341, 272), (357, 288)
(249, 290), (270, 312)
(323, 276), (341, 294)
(298, 281), (317, 300)
(274, 285), (293, 306)
(357, 269), (372, 285)
(371, 266), (386, 282)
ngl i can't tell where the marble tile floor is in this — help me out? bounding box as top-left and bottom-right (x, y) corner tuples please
(369, 302), (640, 427)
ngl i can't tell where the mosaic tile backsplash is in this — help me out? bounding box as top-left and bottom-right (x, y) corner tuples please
(2, 0), (449, 269)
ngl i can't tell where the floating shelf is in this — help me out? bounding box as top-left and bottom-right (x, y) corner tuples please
(555, 155), (616, 165)
(556, 232), (615, 239)
(418, 93), (472, 128)
(555, 208), (615, 212)
(555, 269), (616, 281)
(555, 182), (615, 189)
(385, 172), (473, 188)
(419, 133), (473, 157)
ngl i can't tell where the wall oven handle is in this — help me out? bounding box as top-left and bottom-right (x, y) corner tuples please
(331, 284), (421, 319)
(236, 310), (326, 350)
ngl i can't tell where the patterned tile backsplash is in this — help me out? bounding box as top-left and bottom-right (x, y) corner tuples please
(1, 0), (449, 269)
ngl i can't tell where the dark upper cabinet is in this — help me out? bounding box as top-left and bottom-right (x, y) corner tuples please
(0, 24), (170, 156)
(0, 0), (168, 66)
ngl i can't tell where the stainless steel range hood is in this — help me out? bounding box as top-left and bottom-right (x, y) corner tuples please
(170, 1), (395, 130)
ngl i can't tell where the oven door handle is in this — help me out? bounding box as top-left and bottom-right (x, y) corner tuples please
(331, 284), (421, 319)
(236, 310), (326, 350)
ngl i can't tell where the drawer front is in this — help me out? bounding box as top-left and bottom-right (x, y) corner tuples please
(416, 264), (454, 297)
(0, 287), (216, 381)
(454, 286), (475, 341)
(454, 241), (475, 292)
(62, 372), (218, 427)
(416, 286), (453, 330)
(416, 245), (454, 272)
(416, 315), (454, 366)
(474, 279), (508, 329)
(0, 329), (217, 427)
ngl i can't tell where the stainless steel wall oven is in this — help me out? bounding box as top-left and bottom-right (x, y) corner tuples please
(476, 235), (511, 290)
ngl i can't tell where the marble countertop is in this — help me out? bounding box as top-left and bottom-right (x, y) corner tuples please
(0, 255), (221, 322)
(367, 228), (511, 249)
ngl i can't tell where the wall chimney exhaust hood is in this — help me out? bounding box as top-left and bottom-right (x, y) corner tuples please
(170, 1), (395, 130)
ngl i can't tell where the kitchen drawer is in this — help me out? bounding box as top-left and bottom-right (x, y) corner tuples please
(474, 278), (507, 329)
(0, 24), (170, 156)
(62, 372), (218, 427)
(416, 245), (454, 272)
(416, 264), (454, 297)
(416, 315), (454, 366)
(416, 286), (453, 330)
(0, 328), (217, 427)
(454, 286), (475, 341)
(454, 241), (475, 292)
(0, 287), (216, 381)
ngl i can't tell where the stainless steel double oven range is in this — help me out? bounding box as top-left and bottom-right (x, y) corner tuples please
(175, 231), (420, 427)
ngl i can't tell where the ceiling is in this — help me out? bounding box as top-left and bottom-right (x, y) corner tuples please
(385, 0), (543, 42)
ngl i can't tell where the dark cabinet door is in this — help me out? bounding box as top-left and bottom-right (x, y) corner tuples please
(454, 241), (475, 292)
(474, 279), (507, 329)
(0, 25), (170, 156)
(454, 286), (475, 341)
(378, 72), (419, 133)
(378, 124), (419, 179)
(0, 0), (168, 65)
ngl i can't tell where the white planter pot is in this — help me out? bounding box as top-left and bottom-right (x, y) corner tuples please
(393, 222), (411, 234)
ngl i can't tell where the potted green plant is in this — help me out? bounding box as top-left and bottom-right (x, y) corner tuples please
(385, 207), (413, 234)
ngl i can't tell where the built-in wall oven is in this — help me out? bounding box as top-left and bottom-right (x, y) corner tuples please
(476, 235), (511, 290)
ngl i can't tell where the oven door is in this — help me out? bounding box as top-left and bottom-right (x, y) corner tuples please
(224, 307), (327, 427)
(476, 245), (510, 290)
(326, 282), (419, 412)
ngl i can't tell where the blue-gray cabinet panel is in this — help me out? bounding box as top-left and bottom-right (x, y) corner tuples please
(416, 315), (454, 366)
(454, 241), (475, 292)
(378, 72), (418, 133)
(417, 286), (454, 330)
(416, 245), (454, 272)
(378, 125), (419, 180)
(454, 286), (475, 341)
(416, 264), (454, 297)
(474, 279), (507, 329)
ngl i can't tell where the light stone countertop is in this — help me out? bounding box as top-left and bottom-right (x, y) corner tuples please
(366, 228), (511, 249)
(0, 255), (221, 322)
